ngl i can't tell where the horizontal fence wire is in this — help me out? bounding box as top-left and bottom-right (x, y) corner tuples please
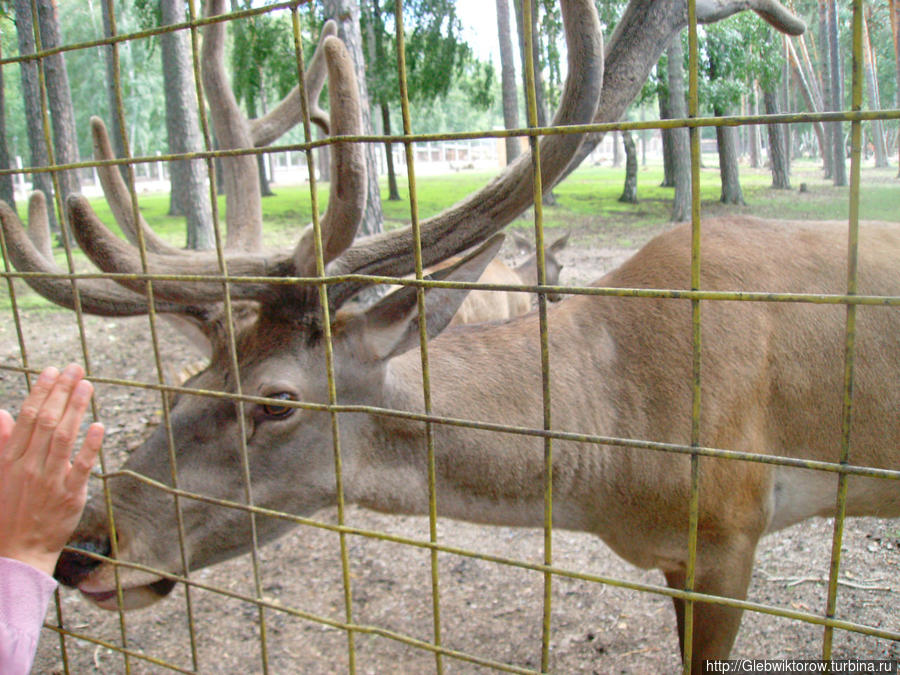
(0, 0), (898, 672)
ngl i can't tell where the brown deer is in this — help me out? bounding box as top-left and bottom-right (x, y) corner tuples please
(5, 0), (894, 672)
(400, 231), (569, 326)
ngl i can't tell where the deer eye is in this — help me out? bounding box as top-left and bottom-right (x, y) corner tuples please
(259, 392), (297, 420)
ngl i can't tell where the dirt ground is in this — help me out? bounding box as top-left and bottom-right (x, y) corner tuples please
(1, 222), (897, 674)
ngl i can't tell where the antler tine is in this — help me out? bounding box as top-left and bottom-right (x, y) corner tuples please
(250, 20), (336, 146)
(326, 0), (603, 308)
(90, 117), (185, 256)
(25, 191), (54, 261)
(65, 195), (292, 303)
(291, 36), (366, 279)
(0, 199), (190, 316)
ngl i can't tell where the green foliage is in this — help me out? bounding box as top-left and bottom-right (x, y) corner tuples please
(229, 7), (298, 111)
(363, 0), (472, 107)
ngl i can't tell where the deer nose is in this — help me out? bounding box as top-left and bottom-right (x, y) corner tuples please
(54, 537), (111, 587)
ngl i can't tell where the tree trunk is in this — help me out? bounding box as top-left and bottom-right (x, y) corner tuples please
(786, 39), (828, 168)
(862, 7), (888, 168)
(381, 103), (400, 201)
(496, 0), (521, 164)
(323, 0), (384, 237)
(513, 0), (556, 205)
(891, 0), (900, 173)
(513, 0), (550, 127)
(715, 107), (745, 204)
(0, 41), (16, 210)
(666, 37), (691, 222)
(14, 0), (58, 233)
(748, 88), (761, 169)
(658, 83), (675, 187)
(245, 97), (274, 197)
(764, 88), (791, 189)
(817, 0), (834, 179)
(827, 0), (847, 186)
(365, 0), (398, 201)
(618, 129), (638, 203)
(100, 0), (127, 180)
(35, 0), (80, 200)
(781, 40), (792, 174)
(160, 0), (214, 250)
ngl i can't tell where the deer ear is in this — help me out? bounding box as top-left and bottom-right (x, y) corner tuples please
(548, 231), (570, 254)
(362, 234), (505, 359)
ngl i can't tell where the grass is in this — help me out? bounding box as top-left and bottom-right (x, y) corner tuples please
(2, 156), (898, 311)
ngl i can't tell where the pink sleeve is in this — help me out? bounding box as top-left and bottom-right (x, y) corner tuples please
(0, 557), (58, 675)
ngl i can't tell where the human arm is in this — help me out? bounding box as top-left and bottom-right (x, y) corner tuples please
(0, 364), (104, 674)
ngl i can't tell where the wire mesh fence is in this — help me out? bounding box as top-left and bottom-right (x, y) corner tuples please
(1, 0), (899, 673)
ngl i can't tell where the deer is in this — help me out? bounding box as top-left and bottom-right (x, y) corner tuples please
(394, 231), (569, 326)
(3, 0), (894, 672)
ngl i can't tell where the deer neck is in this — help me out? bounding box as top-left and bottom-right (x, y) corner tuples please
(345, 311), (613, 531)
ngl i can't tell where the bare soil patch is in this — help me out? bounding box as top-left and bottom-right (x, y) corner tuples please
(1, 228), (896, 674)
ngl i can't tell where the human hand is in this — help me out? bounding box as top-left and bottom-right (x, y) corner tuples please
(0, 364), (105, 577)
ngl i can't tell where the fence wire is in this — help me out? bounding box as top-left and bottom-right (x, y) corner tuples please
(0, 0), (898, 673)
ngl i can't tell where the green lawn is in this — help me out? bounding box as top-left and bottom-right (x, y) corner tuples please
(2, 156), (897, 311)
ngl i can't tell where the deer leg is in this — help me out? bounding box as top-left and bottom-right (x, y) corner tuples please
(663, 539), (757, 674)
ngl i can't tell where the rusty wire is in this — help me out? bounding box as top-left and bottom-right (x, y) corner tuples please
(0, 0), (898, 673)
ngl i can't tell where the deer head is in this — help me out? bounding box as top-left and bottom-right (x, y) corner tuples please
(0, 0), (606, 610)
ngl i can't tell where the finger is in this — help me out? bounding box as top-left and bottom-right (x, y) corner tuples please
(46, 378), (95, 473)
(0, 410), (13, 459)
(66, 422), (104, 492)
(24, 364), (85, 469)
(4, 366), (60, 461)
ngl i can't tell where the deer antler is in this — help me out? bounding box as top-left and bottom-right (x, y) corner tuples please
(250, 20), (336, 145)
(64, 32), (365, 307)
(0, 195), (190, 316)
(90, 116), (185, 256)
(65, 0), (601, 314)
(25, 190), (54, 261)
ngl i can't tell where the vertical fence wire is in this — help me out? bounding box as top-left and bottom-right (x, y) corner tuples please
(391, 1), (446, 671)
(682, 0), (704, 668)
(203, 13), (274, 673)
(822, 0), (864, 658)
(518, 0), (556, 669)
(290, 8), (358, 672)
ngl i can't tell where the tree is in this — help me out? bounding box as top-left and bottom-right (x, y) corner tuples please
(618, 128), (638, 203)
(764, 87), (791, 188)
(158, 0), (214, 249)
(0, 38), (15, 210)
(785, 37), (828, 170)
(666, 36), (691, 221)
(701, 21), (746, 205)
(891, 0), (900, 172)
(826, 0), (847, 186)
(861, 6), (888, 168)
(496, 0), (521, 164)
(14, 0), (58, 232)
(34, 0), (80, 200)
(362, 0), (482, 200)
(100, 0), (127, 174)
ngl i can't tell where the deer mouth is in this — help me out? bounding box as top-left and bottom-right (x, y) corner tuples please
(78, 577), (177, 611)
